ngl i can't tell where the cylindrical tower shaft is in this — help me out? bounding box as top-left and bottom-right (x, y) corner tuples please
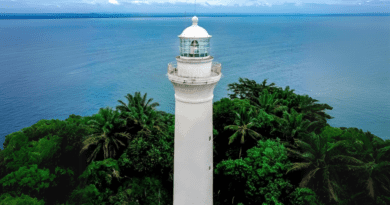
(172, 83), (217, 204)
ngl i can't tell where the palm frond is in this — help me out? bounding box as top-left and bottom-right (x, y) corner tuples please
(327, 177), (340, 202)
(224, 125), (240, 131)
(87, 144), (103, 163)
(248, 129), (262, 141)
(228, 131), (240, 145)
(330, 155), (365, 166)
(293, 138), (316, 155)
(299, 167), (321, 188)
(365, 176), (375, 199)
(286, 162), (312, 174)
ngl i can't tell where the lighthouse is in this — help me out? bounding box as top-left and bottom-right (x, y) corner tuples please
(167, 16), (222, 204)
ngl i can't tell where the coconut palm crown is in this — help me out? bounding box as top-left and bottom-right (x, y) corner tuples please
(224, 106), (263, 159)
(79, 106), (132, 163)
(116, 92), (164, 133)
(285, 133), (366, 204)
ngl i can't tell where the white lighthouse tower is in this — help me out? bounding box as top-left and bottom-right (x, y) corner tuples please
(167, 16), (222, 204)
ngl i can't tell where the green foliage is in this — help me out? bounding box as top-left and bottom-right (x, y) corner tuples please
(274, 85), (296, 108)
(2, 117), (91, 174)
(127, 175), (171, 205)
(116, 92), (160, 114)
(68, 158), (123, 204)
(227, 78), (277, 101)
(231, 98), (253, 109)
(293, 94), (334, 134)
(1, 82), (388, 205)
(318, 126), (344, 144)
(215, 138), (295, 205)
(274, 108), (318, 145)
(0, 117), (96, 205)
(251, 108), (276, 130)
(285, 132), (367, 204)
(67, 184), (102, 205)
(252, 88), (288, 115)
(337, 191), (367, 205)
(224, 106), (263, 159)
(77, 158), (121, 191)
(376, 194), (390, 205)
(118, 131), (169, 175)
(338, 128), (367, 148)
(79, 106), (132, 164)
(226, 78), (334, 138)
(68, 156), (172, 205)
(288, 187), (325, 205)
(334, 128), (390, 204)
(213, 98), (253, 131)
(0, 164), (73, 200)
(2, 130), (64, 173)
(116, 92), (162, 134)
(0, 193), (46, 205)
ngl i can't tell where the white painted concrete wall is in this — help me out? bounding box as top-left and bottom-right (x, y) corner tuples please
(171, 82), (218, 205)
(177, 61), (212, 78)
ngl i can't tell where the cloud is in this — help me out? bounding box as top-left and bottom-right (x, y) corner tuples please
(109, 0), (119, 4)
(126, 0), (151, 4)
(1, 0), (389, 13)
(253, 1), (272, 7)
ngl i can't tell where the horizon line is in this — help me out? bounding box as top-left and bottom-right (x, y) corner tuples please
(1, 12), (389, 19)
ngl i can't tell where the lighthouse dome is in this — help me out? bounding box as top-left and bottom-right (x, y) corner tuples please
(178, 16), (212, 38)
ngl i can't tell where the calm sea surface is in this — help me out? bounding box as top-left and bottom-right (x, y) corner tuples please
(0, 16), (389, 150)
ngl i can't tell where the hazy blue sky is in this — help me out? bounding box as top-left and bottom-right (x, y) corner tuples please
(0, 0), (389, 13)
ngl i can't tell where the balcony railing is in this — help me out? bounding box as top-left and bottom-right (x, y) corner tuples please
(167, 62), (222, 76)
(167, 62), (223, 85)
(211, 62), (222, 74)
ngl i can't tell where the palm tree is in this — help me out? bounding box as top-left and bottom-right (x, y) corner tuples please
(251, 89), (288, 116)
(276, 85), (295, 99)
(273, 108), (318, 146)
(224, 106), (263, 159)
(117, 92), (160, 113)
(340, 131), (390, 204)
(227, 78), (276, 101)
(294, 95), (334, 133)
(79, 107), (133, 163)
(275, 86), (296, 108)
(116, 92), (164, 133)
(257, 78), (277, 95)
(285, 133), (366, 204)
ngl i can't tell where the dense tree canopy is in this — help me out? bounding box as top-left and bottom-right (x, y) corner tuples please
(1, 78), (389, 205)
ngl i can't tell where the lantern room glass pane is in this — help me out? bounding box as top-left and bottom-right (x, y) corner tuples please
(180, 38), (210, 57)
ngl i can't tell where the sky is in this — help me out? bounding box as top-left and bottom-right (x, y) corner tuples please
(0, 0), (389, 13)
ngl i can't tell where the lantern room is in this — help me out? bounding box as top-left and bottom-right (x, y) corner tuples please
(178, 16), (212, 58)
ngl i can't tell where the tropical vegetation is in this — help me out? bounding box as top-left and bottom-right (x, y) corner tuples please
(0, 78), (389, 205)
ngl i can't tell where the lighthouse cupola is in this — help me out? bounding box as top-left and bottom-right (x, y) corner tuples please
(178, 16), (212, 58)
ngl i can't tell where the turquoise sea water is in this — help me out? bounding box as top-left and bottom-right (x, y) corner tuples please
(0, 16), (389, 150)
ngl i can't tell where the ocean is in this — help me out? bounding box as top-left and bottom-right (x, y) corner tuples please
(0, 15), (389, 150)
